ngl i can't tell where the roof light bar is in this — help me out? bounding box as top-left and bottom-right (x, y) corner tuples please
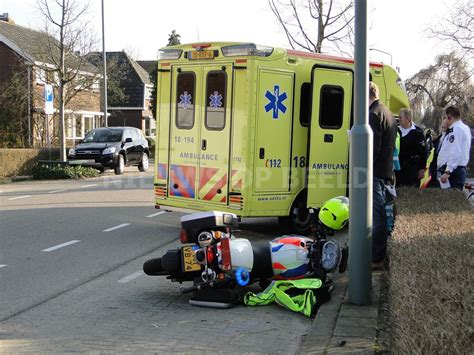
(158, 49), (183, 60)
(221, 44), (273, 57)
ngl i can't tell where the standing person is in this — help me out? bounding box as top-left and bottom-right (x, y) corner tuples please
(395, 108), (427, 187)
(425, 118), (448, 188)
(437, 106), (472, 190)
(368, 82), (397, 270)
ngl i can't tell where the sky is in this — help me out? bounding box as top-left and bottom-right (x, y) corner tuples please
(0, 0), (458, 79)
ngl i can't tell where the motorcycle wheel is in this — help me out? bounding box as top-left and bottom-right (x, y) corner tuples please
(143, 257), (165, 275)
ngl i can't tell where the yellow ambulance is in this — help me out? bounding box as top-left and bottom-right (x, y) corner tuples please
(153, 42), (409, 232)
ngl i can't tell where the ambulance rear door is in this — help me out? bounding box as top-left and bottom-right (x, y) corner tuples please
(307, 66), (352, 207)
(168, 64), (233, 205)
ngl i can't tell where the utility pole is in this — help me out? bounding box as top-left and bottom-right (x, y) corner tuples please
(348, 0), (372, 305)
(101, 0), (108, 127)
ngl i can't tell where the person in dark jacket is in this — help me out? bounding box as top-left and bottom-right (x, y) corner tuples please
(368, 82), (397, 270)
(427, 118), (448, 188)
(395, 108), (428, 187)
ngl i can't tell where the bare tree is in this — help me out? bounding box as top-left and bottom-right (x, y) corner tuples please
(429, 0), (473, 55)
(37, 0), (100, 161)
(0, 67), (34, 147)
(269, 0), (354, 56)
(406, 52), (474, 131)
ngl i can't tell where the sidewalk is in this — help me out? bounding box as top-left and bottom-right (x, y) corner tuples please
(300, 271), (383, 354)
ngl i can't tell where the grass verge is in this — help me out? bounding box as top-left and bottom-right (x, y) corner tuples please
(389, 187), (473, 354)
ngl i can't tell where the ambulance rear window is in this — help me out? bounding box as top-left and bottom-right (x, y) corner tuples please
(319, 85), (344, 129)
(205, 71), (226, 130)
(176, 72), (195, 129)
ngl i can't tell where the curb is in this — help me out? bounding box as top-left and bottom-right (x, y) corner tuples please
(300, 271), (383, 354)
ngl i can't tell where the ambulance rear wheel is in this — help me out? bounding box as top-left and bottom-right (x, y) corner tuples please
(279, 194), (311, 234)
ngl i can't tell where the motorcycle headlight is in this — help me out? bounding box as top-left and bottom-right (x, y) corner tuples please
(102, 147), (116, 155)
(68, 148), (76, 156)
(321, 240), (341, 272)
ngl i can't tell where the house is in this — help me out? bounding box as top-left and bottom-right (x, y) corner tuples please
(89, 51), (155, 138)
(137, 60), (157, 138)
(0, 14), (103, 147)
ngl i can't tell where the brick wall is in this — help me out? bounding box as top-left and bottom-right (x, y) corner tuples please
(0, 42), (23, 85)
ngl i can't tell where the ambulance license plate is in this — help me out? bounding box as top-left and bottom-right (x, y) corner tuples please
(181, 245), (201, 272)
(189, 50), (214, 60)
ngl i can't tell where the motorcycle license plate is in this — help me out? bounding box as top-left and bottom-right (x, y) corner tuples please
(181, 245), (201, 272)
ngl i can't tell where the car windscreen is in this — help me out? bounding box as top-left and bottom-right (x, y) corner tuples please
(83, 129), (123, 143)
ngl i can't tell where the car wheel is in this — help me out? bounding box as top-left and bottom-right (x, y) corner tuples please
(114, 154), (125, 175)
(138, 152), (149, 172)
(278, 192), (312, 234)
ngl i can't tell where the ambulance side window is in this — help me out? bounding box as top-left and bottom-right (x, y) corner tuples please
(176, 72), (195, 129)
(300, 82), (311, 127)
(205, 71), (226, 130)
(319, 85), (344, 129)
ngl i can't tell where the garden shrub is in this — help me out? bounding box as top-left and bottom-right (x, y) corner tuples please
(32, 163), (100, 180)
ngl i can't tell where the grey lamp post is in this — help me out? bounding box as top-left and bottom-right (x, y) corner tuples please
(348, 0), (373, 305)
(101, 0), (108, 126)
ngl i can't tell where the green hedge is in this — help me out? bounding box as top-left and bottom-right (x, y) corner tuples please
(32, 164), (100, 180)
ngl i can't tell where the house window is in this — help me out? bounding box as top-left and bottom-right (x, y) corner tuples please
(84, 116), (94, 135)
(176, 72), (195, 129)
(36, 67), (47, 84)
(145, 86), (153, 100)
(91, 79), (100, 92)
(94, 115), (102, 128)
(205, 71), (226, 130)
(66, 115), (74, 138)
(75, 115), (83, 138)
(319, 85), (344, 129)
(144, 116), (156, 137)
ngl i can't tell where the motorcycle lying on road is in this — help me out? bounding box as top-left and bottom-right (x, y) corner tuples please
(143, 197), (349, 308)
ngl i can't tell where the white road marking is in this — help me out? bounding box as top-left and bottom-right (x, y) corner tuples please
(48, 189), (66, 194)
(146, 211), (167, 218)
(108, 180), (121, 183)
(8, 195), (31, 200)
(81, 184), (98, 188)
(42, 240), (81, 252)
(0, 265), (7, 268)
(118, 271), (144, 283)
(103, 223), (130, 232)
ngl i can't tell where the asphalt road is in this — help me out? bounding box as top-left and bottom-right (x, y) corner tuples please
(0, 168), (311, 353)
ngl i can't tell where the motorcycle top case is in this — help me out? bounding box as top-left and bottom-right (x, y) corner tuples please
(180, 211), (238, 232)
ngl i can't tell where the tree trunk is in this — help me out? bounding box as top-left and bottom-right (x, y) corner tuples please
(316, 0), (324, 53)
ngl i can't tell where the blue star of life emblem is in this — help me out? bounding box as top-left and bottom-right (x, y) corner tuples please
(209, 91), (223, 108)
(179, 91), (192, 109)
(265, 85), (287, 119)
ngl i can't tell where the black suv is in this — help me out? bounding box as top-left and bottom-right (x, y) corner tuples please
(68, 127), (150, 175)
